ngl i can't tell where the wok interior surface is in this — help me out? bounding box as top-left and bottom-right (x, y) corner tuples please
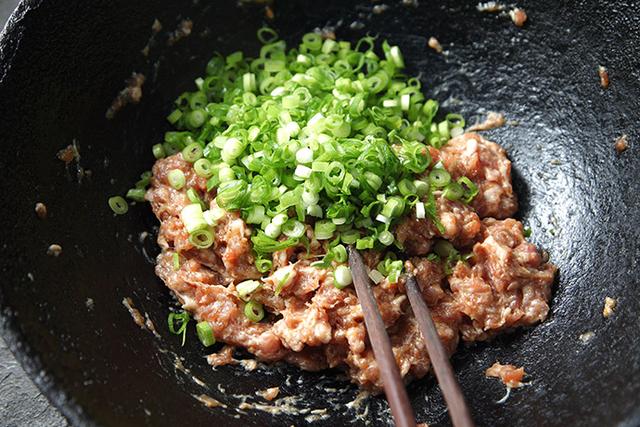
(0, 0), (639, 425)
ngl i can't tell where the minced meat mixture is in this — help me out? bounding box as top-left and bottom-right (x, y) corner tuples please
(147, 132), (556, 391)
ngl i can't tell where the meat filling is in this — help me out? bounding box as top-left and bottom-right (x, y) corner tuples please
(147, 133), (555, 391)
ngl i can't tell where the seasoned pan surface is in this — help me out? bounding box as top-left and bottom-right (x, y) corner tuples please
(0, 0), (638, 426)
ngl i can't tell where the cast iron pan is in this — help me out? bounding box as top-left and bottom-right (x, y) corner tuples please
(0, 0), (639, 425)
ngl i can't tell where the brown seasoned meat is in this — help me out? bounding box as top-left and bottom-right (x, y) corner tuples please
(438, 133), (518, 219)
(213, 208), (261, 280)
(449, 218), (556, 341)
(156, 252), (288, 361)
(148, 154), (259, 280)
(147, 154), (207, 220)
(395, 195), (482, 255)
(146, 140), (556, 392)
(485, 361), (525, 388)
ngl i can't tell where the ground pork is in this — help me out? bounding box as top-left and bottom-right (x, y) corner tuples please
(395, 195), (482, 255)
(148, 137), (555, 391)
(436, 133), (518, 219)
(449, 218), (556, 341)
(485, 361), (526, 388)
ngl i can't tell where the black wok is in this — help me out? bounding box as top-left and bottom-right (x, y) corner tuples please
(0, 0), (638, 425)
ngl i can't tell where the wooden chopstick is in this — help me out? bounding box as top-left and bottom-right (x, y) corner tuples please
(404, 274), (475, 427)
(348, 246), (416, 427)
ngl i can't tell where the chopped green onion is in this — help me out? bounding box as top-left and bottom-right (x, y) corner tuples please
(257, 27), (279, 44)
(314, 220), (336, 240)
(172, 252), (180, 270)
(152, 31), (468, 257)
(186, 188), (206, 209)
(246, 205), (266, 224)
(244, 300), (265, 322)
(194, 158), (214, 178)
(180, 204), (207, 233)
(264, 222), (281, 239)
(218, 166), (235, 183)
(333, 265), (353, 289)
(216, 180), (248, 210)
(341, 230), (360, 244)
(356, 236), (375, 250)
(182, 143), (203, 162)
(196, 321), (216, 347)
(443, 181), (464, 201)
(236, 280), (262, 301)
(152, 143), (166, 159)
(189, 228), (214, 249)
(381, 196), (406, 218)
(108, 196), (128, 215)
(282, 219), (306, 238)
(167, 109), (183, 125)
(126, 188), (146, 202)
(458, 177), (479, 203)
(168, 310), (190, 346)
(255, 257), (273, 273)
(186, 110), (207, 128)
(398, 179), (416, 196)
(429, 168), (451, 188)
(434, 240), (457, 258)
(221, 138), (245, 163)
(295, 147), (313, 164)
(332, 244), (348, 263)
(307, 204), (323, 218)
(523, 227), (532, 238)
(368, 269), (385, 284)
(168, 169), (186, 190)
(203, 207), (225, 226)
(414, 180), (429, 197)
(378, 230), (394, 246)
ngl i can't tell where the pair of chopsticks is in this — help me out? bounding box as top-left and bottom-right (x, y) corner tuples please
(348, 247), (474, 427)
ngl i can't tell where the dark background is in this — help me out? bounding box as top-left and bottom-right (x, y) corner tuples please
(0, 5), (67, 427)
(0, 3), (67, 425)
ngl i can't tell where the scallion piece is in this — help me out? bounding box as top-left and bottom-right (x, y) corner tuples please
(168, 169), (186, 190)
(282, 219), (306, 238)
(443, 181), (464, 201)
(255, 257), (273, 273)
(126, 188), (146, 202)
(378, 230), (394, 246)
(203, 207), (225, 226)
(196, 321), (216, 347)
(356, 236), (375, 250)
(381, 196), (406, 218)
(189, 228), (214, 249)
(368, 269), (385, 284)
(180, 204), (208, 233)
(414, 180), (430, 197)
(333, 265), (353, 289)
(244, 300), (265, 322)
(182, 142), (203, 163)
(341, 230), (360, 245)
(434, 240), (457, 258)
(314, 220), (336, 240)
(458, 176), (479, 203)
(193, 158), (214, 178)
(264, 222), (282, 239)
(168, 310), (190, 346)
(332, 244), (348, 263)
(108, 196), (128, 215)
(236, 280), (262, 301)
(152, 143), (166, 159)
(429, 168), (451, 188)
